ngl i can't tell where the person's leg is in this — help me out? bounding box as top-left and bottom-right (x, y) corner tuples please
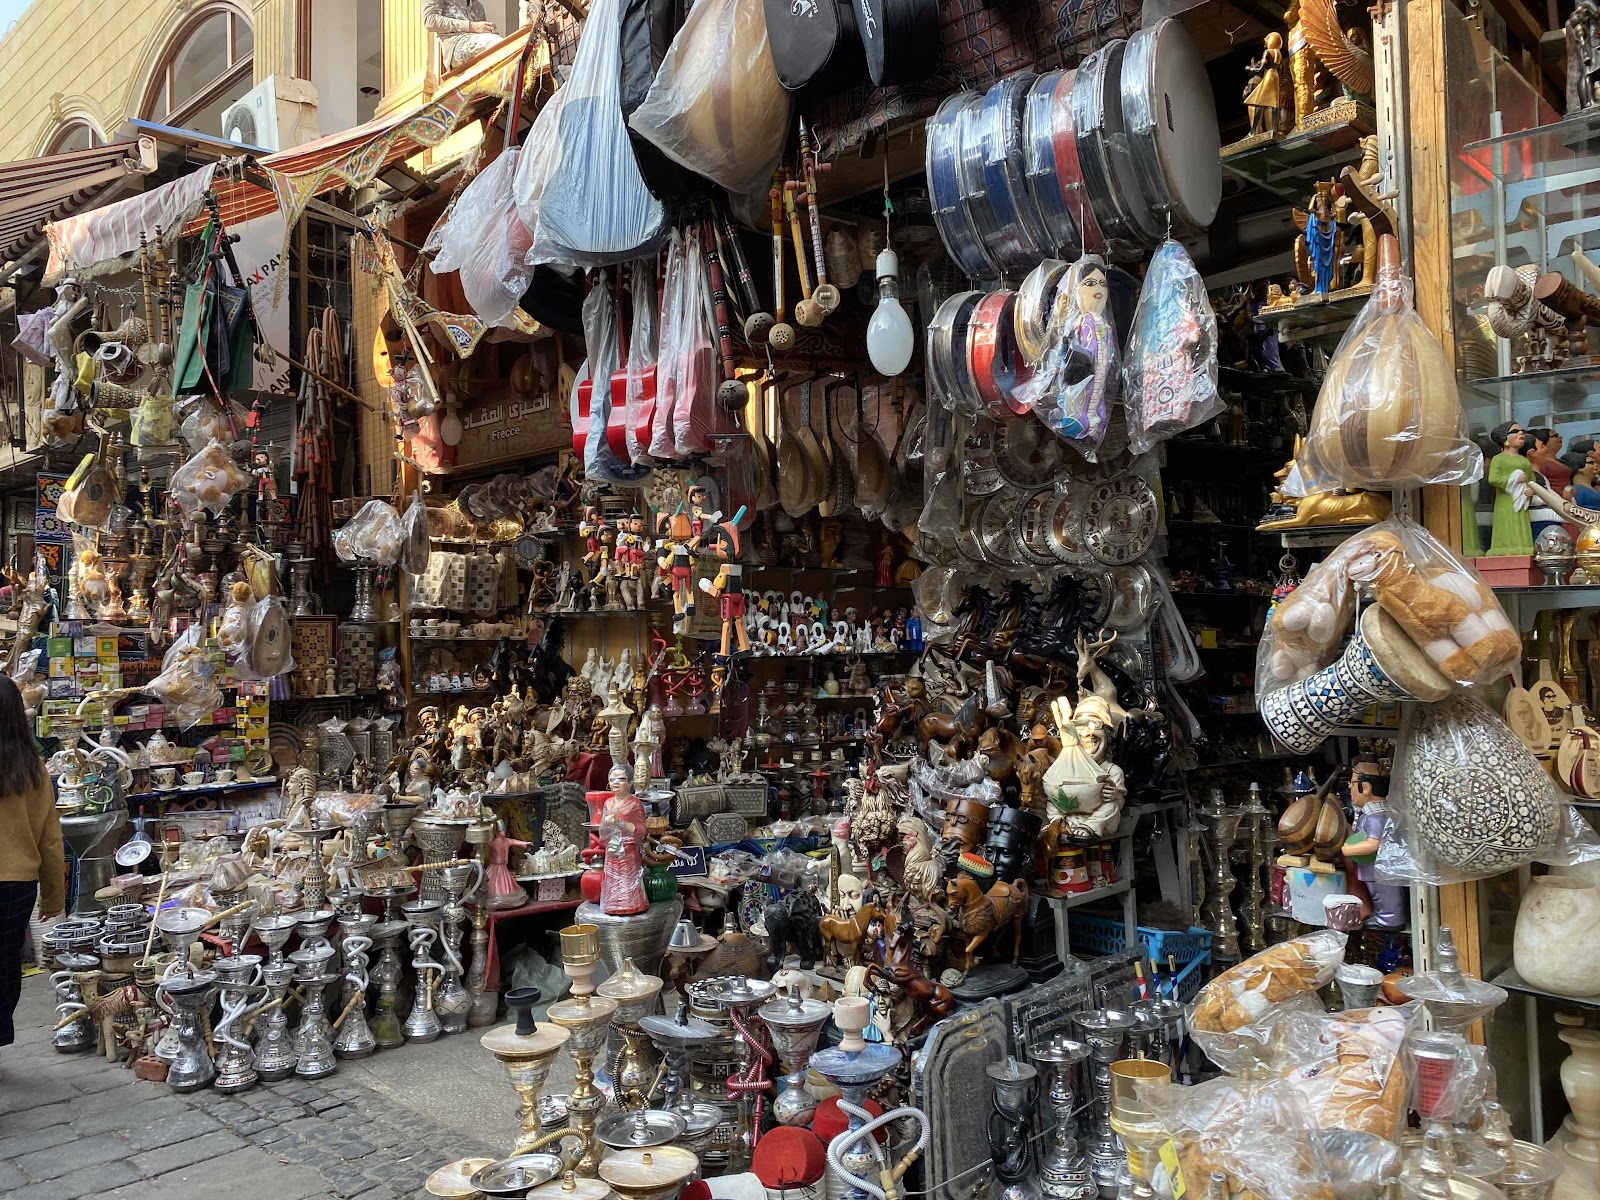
(0, 881), (39, 1047)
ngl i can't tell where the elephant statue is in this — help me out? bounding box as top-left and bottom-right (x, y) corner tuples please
(763, 887), (825, 970)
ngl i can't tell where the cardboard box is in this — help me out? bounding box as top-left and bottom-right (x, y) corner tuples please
(1473, 555), (1542, 588)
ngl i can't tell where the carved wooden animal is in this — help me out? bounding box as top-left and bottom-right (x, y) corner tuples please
(944, 874), (1030, 968)
(976, 725), (1024, 785)
(869, 921), (956, 1037)
(819, 901), (881, 969)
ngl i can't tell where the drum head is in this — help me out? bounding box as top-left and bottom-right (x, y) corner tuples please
(1072, 42), (1159, 246)
(250, 599), (294, 678)
(1361, 606), (1453, 702)
(1122, 18), (1221, 232)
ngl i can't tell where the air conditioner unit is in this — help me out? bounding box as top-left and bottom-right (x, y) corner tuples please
(221, 75), (320, 153)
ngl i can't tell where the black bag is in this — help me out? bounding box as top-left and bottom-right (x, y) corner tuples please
(855, 0), (939, 88)
(763, 0), (864, 92)
(620, 0), (701, 204)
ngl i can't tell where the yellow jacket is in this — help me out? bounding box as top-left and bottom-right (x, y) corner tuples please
(0, 772), (64, 915)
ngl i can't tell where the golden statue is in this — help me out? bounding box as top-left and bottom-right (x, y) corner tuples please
(1285, 0), (1320, 130)
(1257, 436), (1392, 530)
(1284, 0), (1374, 131)
(1243, 32), (1288, 136)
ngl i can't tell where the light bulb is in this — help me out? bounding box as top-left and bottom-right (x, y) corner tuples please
(866, 249), (914, 376)
(439, 398), (463, 446)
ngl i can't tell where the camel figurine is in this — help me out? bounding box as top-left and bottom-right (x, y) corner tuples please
(944, 870), (1030, 972)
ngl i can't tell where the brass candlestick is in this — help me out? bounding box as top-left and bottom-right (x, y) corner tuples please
(481, 988), (573, 1156)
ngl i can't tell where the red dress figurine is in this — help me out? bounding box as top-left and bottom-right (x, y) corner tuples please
(485, 823), (530, 910)
(599, 766), (650, 915)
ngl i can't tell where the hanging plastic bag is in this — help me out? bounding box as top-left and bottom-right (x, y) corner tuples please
(523, 0), (666, 268)
(576, 278), (652, 485)
(429, 148), (536, 329)
(12, 309), (50, 367)
(170, 440), (249, 518)
(1123, 239), (1221, 456)
(178, 396), (249, 450)
(333, 499), (404, 565)
(671, 228), (716, 457)
(1013, 256), (1118, 459)
(625, 258), (659, 466)
(1342, 515), (1518, 688)
(650, 231), (688, 461)
(1299, 236), (1482, 492)
(1187, 930), (1348, 1076)
(399, 491), (431, 578)
(1256, 539), (1360, 700)
(1378, 691), (1589, 884)
(148, 625), (223, 731)
(627, 0), (791, 197)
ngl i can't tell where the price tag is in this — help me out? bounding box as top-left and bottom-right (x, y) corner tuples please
(1159, 1140), (1185, 1200)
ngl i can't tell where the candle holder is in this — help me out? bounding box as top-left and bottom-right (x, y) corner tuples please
(1200, 791), (1242, 964)
(403, 899), (446, 1043)
(548, 989), (619, 1177)
(1075, 1008), (1136, 1198)
(597, 958), (664, 1111)
(988, 1057), (1043, 1200)
(1108, 1060), (1172, 1200)
(758, 987), (832, 1127)
(1034, 1036), (1095, 1200)
(480, 987), (575, 1155)
(702, 976), (778, 1171)
(810, 997), (902, 1200)
(638, 1003), (725, 1150)
(368, 919), (409, 1049)
(253, 960), (299, 1081)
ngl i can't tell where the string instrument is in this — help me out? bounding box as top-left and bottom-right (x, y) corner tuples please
(715, 207), (773, 343)
(797, 118), (839, 316)
(784, 184), (821, 328)
(702, 216), (748, 410)
(769, 180), (796, 351)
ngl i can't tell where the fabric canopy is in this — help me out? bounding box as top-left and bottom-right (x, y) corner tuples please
(0, 138), (157, 268)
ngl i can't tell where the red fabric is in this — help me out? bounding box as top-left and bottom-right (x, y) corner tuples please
(811, 1095), (885, 1143)
(753, 1126), (828, 1188)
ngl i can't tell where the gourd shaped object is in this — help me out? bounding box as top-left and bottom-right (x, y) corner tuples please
(1557, 704), (1600, 800)
(1300, 236), (1481, 493)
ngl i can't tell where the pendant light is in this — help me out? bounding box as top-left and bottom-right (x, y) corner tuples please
(865, 171), (913, 376)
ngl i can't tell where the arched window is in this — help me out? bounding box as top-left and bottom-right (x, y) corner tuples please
(44, 120), (103, 155)
(142, 5), (254, 137)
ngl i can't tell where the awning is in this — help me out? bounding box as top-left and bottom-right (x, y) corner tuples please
(0, 138), (157, 267)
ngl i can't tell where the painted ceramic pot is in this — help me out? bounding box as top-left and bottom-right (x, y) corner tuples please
(1514, 877), (1600, 997)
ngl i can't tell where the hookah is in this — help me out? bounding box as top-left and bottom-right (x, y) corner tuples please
(479, 986), (579, 1157)
(1034, 1036), (1096, 1200)
(1237, 783), (1270, 956)
(368, 919), (410, 1049)
(638, 1002), (725, 1153)
(296, 906), (337, 955)
(1200, 789), (1242, 964)
(333, 930), (378, 1059)
(1107, 1060), (1173, 1200)
(156, 967), (220, 1092)
(333, 909), (378, 1013)
(300, 824), (338, 910)
(812, 997), (913, 1200)
(50, 956), (99, 1054)
(596, 958), (664, 1112)
(548, 924), (619, 1178)
(289, 943), (339, 1079)
(704, 975), (778, 1171)
(403, 899), (446, 1043)
(252, 911), (299, 968)
(1396, 926), (1509, 1032)
(212, 954), (267, 1093)
(1075, 1006), (1136, 1198)
(988, 1057), (1043, 1200)
(254, 958), (300, 1082)
(411, 814), (471, 901)
(467, 824), (500, 1027)
(758, 985), (833, 1127)
(435, 861), (483, 1035)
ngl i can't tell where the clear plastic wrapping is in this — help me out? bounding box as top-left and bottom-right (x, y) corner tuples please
(1256, 539), (1359, 700)
(1299, 249), (1483, 493)
(1123, 239), (1221, 456)
(428, 148), (535, 329)
(333, 499), (404, 566)
(1379, 691), (1584, 884)
(926, 93), (995, 282)
(179, 397), (249, 451)
(650, 231), (687, 461)
(147, 626), (222, 730)
(625, 258), (658, 466)
(170, 440), (248, 518)
(1272, 1006), (1415, 1141)
(627, 0), (791, 197)
(1342, 516), (1518, 688)
(1013, 256), (1118, 457)
(1187, 930), (1348, 1075)
(1144, 1077), (1334, 1200)
(668, 227), (715, 457)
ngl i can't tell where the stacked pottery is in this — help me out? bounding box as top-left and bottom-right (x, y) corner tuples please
(1514, 877), (1600, 998)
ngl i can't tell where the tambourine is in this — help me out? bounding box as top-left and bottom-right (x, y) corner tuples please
(926, 290), (984, 409)
(1082, 476), (1160, 566)
(927, 93), (995, 282)
(249, 597), (294, 679)
(1121, 18), (1222, 234)
(1071, 43), (1160, 249)
(1014, 259), (1069, 364)
(978, 73), (1055, 274)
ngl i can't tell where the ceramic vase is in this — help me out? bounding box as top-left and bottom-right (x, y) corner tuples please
(1517, 878), (1600, 997)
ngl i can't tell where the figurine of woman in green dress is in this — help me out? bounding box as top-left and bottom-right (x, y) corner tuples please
(1487, 421), (1534, 556)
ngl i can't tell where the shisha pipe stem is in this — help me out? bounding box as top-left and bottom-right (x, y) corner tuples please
(343, 935), (372, 994)
(828, 1103), (930, 1200)
(215, 989), (255, 1053)
(727, 1004), (776, 1135)
(52, 1001), (91, 1032)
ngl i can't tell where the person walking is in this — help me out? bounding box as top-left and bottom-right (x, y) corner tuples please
(0, 674), (61, 1048)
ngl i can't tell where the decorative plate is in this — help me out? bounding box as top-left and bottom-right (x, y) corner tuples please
(1046, 489), (1095, 567)
(1082, 476), (1159, 566)
(249, 598), (293, 678)
(1012, 488), (1061, 567)
(993, 415), (1062, 489)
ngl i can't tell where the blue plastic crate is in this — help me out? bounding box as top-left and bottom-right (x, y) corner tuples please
(1067, 914), (1212, 965)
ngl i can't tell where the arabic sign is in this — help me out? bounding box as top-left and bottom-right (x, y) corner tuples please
(452, 391), (568, 467)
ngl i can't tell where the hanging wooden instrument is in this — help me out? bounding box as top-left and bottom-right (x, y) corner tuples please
(769, 180), (796, 351)
(716, 207), (773, 343)
(704, 217), (749, 411)
(798, 118), (839, 316)
(784, 184), (822, 328)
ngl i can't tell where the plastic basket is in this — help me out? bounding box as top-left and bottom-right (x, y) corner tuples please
(1068, 914), (1212, 964)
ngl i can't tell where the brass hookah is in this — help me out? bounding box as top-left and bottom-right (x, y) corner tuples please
(479, 986), (578, 1157)
(547, 924), (618, 1177)
(596, 958), (663, 1111)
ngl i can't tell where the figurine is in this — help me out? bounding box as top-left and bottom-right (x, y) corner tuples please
(1243, 33), (1287, 136)
(1487, 421), (1535, 556)
(598, 766), (650, 915)
(1256, 436), (1393, 531)
(943, 854), (1029, 970)
(485, 821), (530, 910)
(1042, 695), (1126, 839)
(1342, 755), (1404, 929)
(1569, 0), (1600, 114)
(1293, 181), (1343, 296)
(699, 563), (751, 660)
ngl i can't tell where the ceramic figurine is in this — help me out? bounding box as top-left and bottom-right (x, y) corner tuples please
(599, 766), (650, 916)
(1342, 756), (1404, 928)
(1487, 421), (1535, 556)
(1294, 181), (1343, 296)
(485, 823), (530, 910)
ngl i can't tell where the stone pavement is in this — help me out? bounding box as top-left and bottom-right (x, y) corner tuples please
(0, 972), (569, 1200)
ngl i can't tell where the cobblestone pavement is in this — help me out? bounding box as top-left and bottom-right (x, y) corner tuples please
(0, 973), (516, 1200)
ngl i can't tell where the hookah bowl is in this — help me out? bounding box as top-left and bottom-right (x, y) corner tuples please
(1396, 925), (1509, 1034)
(211, 889), (253, 951)
(471, 1153), (570, 1198)
(155, 905), (213, 976)
(480, 987), (574, 1156)
(412, 815), (470, 902)
(296, 907), (337, 954)
(1034, 1036), (1096, 1200)
(758, 988), (832, 1127)
(435, 862), (482, 1036)
(988, 1057), (1044, 1200)
(597, 1110), (689, 1153)
(252, 913), (299, 968)
(638, 1004), (725, 1153)
(334, 931), (378, 1059)
(157, 969), (220, 1092)
(596, 958), (664, 1112)
(368, 919), (409, 1049)
(1108, 1059), (1173, 1200)
(1125, 1004), (1168, 1066)
(597, 1147), (700, 1200)
(50, 953), (100, 1054)
(703, 975), (778, 1171)
(301, 825), (338, 911)
(809, 998), (903, 1200)
(548, 990), (620, 1177)
(403, 899), (447, 1043)
(254, 960), (300, 1081)
(212, 955), (266, 1093)
(1075, 1008), (1136, 1199)
(380, 800), (420, 846)
(371, 882), (414, 925)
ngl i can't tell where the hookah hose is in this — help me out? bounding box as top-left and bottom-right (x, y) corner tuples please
(827, 1101), (930, 1200)
(727, 1005), (776, 1138)
(410, 924), (443, 1004)
(214, 988), (255, 1055)
(334, 935), (372, 1032)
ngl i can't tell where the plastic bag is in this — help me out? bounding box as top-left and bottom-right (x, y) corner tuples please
(1298, 241), (1482, 493)
(1256, 540), (1359, 700)
(1271, 1006), (1414, 1141)
(575, 279), (650, 485)
(130, 391), (175, 447)
(178, 396), (249, 450)
(429, 147), (535, 329)
(627, 0), (791, 197)
(1379, 692), (1590, 883)
(170, 440), (249, 517)
(521, 0), (665, 268)
(147, 626), (222, 730)
(333, 499), (404, 565)
(650, 231), (688, 461)
(1188, 930), (1347, 1075)
(1342, 516), (1518, 688)
(1123, 240), (1221, 456)
(1013, 256), (1118, 459)
(671, 229), (716, 457)
(12, 309), (50, 367)
(625, 258), (659, 466)
(1144, 1076), (1333, 1200)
